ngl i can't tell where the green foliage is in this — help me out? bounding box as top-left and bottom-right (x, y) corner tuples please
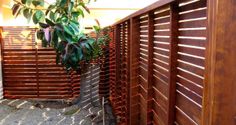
(33, 10), (44, 24)
(32, 0), (44, 7)
(11, 0), (111, 73)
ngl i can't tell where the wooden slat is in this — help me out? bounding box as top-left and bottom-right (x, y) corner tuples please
(1, 27), (79, 99)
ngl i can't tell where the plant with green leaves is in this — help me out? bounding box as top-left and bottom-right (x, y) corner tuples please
(11, 0), (110, 73)
(11, 0), (112, 107)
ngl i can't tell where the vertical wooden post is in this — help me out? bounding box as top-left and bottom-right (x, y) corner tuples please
(147, 11), (155, 125)
(0, 27), (4, 99)
(203, 0), (236, 125)
(130, 17), (141, 125)
(167, 2), (179, 125)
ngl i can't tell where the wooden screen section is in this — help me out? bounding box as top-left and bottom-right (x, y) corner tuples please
(138, 14), (150, 125)
(0, 27), (79, 99)
(110, 0), (207, 124)
(2, 27), (38, 98)
(175, 0), (206, 124)
(152, 5), (171, 125)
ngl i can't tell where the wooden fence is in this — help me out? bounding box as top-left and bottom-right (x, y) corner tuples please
(0, 26), (110, 100)
(0, 27), (80, 99)
(109, 0), (236, 125)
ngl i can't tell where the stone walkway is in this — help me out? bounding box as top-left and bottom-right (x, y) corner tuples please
(0, 99), (116, 125)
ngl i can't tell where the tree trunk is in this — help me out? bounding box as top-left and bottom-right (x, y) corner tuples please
(74, 64), (101, 109)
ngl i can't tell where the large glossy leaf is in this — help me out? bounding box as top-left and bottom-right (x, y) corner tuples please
(21, 0), (27, 4)
(33, 10), (44, 24)
(68, 2), (74, 14)
(32, 0), (44, 7)
(78, 9), (84, 17)
(12, 4), (20, 16)
(51, 30), (58, 47)
(55, 24), (64, 31)
(71, 11), (80, 18)
(61, 15), (69, 23)
(56, 30), (66, 41)
(63, 25), (74, 36)
(39, 22), (49, 28)
(45, 18), (55, 26)
(69, 22), (79, 35)
(64, 32), (73, 43)
(57, 41), (67, 52)
(23, 8), (30, 18)
(46, 5), (55, 15)
(76, 47), (83, 60)
(15, 7), (22, 18)
(27, 10), (33, 23)
(59, 0), (67, 7)
(49, 11), (55, 21)
(26, 0), (32, 6)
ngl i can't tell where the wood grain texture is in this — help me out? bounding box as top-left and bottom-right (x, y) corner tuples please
(203, 0), (236, 125)
(167, 2), (179, 125)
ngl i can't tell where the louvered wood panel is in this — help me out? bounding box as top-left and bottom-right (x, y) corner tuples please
(112, 21), (130, 124)
(175, 0), (206, 124)
(37, 48), (72, 98)
(138, 14), (149, 125)
(2, 27), (38, 98)
(1, 27), (79, 99)
(109, 27), (116, 105)
(110, 24), (125, 123)
(130, 17), (141, 125)
(152, 5), (171, 125)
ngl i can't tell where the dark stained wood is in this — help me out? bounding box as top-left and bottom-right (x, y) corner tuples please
(167, 2), (179, 125)
(176, 83), (202, 105)
(153, 75), (169, 96)
(175, 107), (196, 125)
(176, 91), (201, 124)
(178, 54), (205, 66)
(179, 20), (206, 28)
(113, 0), (175, 25)
(179, 30), (206, 37)
(130, 17), (141, 125)
(177, 69), (203, 86)
(35, 33), (39, 97)
(153, 100), (168, 124)
(147, 11), (155, 124)
(0, 27), (4, 99)
(179, 46), (205, 57)
(1, 27), (81, 99)
(177, 75), (203, 96)
(178, 39), (206, 47)
(178, 61), (204, 76)
(153, 87), (168, 112)
(179, 0), (206, 12)
(203, 0), (236, 125)
(179, 9), (206, 20)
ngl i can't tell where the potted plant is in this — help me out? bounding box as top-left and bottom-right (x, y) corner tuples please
(11, 0), (111, 107)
